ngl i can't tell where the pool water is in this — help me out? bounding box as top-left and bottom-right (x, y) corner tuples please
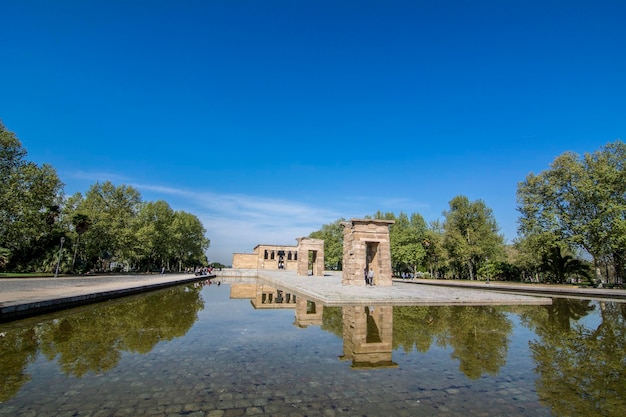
(0, 280), (625, 416)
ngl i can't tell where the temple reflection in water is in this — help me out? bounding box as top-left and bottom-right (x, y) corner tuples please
(2, 280), (625, 416)
(339, 305), (397, 368)
(230, 282), (396, 369)
(230, 282), (298, 309)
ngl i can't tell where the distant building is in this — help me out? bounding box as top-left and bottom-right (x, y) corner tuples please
(232, 237), (324, 276)
(232, 244), (298, 270)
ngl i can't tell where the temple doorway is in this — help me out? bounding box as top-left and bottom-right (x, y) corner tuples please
(366, 242), (379, 285)
(308, 250), (318, 276)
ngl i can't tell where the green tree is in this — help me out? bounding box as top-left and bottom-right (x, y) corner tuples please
(0, 122), (64, 271)
(491, 245), (523, 281)
(134, 200), (175, 271)
(539, 246), (592, 284)
(71, 182), (142, 271)
(70, 213), (91, 272)
(309, 218), (346, 270)
(512, 232), (561, 282)
(388, 212), (427, 276)
(170, 210), (210, 272)
(517, 141), (626, 283)
(0, 247), (10, 270)
(423, 220), (448, 278)
(39, 243), (72, 274)
(443, 195), (504, 280)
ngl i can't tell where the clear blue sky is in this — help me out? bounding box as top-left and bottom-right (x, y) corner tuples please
(2, 1), (625, 265)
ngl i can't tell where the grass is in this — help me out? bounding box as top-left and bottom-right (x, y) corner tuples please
(0, 272), (55, 278)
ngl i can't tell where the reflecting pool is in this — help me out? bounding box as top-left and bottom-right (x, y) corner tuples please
(1, 280), (625, 417)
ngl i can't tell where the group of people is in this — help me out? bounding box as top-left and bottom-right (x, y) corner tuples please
(185, 266), (214, 276)
(193, 279), (220, 288)
(364, 267), (375, 286)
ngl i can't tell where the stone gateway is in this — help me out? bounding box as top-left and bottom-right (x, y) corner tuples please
(341, 218), (394, 286)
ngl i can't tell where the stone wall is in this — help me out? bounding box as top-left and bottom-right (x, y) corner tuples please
(229, 283), (257, 299)
(231, 253), (258, 269)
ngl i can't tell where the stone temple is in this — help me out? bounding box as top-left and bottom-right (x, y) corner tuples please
(232, 237), (324, 276)
(231, 218), (394, 287)
(341, 218), (394, 286)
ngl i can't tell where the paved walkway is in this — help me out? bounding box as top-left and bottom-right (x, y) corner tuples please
(0, 274), (205, 322)
(4, 269), (624, 322)
(409, 277), (626, 301)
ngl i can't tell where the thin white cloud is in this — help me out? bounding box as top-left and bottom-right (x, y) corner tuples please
(66, 172), (433, 265)
(71, 170), (131, 183)
(131, 182), (342, 264)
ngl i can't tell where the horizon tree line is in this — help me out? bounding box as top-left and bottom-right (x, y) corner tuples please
(311, 141), (626, 285)
(1, 121), (210, 274)
(2, 121), (624, 283)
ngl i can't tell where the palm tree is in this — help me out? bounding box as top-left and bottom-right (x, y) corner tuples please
(71, 214), (91, 271)
(539, 246), (591, 284)
(0, 247), (10, 270)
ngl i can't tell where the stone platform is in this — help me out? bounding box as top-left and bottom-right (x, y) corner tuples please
(248, 270), (552, 306)
(8, 269), (609, 322)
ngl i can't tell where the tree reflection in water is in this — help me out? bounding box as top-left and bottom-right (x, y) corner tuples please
(0, 327), (38, 402)
(0, 284), (204, 400)
(390, 305), (513, 379)
(521, 298), (626, 417)
(321, 304), (513, 377)
(320, 300), (626, 416)
(3, 290), (626, 417)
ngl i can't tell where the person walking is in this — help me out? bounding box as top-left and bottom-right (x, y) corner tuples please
(367, 269), (375, 286)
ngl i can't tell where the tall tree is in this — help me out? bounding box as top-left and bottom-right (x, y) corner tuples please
(539, 246), (592, 284)
(0, 121), (26, 177)
(309, 218), (346, 270)
(170, 210), (210, 272)
(517, 141), (626, 282)
(73, 182), (142, 271)
(0, 122), (64, 270)
(424, 220), (448, 278)
(70, 213), (91, 271)
(388, 212), (428, 276)
(443, 195), (504, 280)
(134, 200), (175, 271)
(511, 232), (561, 282)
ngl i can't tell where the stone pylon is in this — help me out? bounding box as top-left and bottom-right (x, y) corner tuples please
(341, 218), (394, 286)
(296, 237), (325, 276)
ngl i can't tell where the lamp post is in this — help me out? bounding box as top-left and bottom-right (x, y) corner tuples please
(54, 237), (65, 278)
